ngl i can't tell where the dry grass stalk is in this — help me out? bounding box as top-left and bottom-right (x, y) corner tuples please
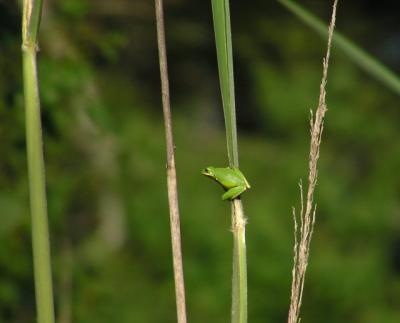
(287, 1), (338, 323)
(155, 1), (187, 323)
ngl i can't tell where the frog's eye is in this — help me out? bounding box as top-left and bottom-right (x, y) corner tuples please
(201, 168), (212, 176)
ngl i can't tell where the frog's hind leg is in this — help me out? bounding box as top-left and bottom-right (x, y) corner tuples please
(222, 186), (244, 201)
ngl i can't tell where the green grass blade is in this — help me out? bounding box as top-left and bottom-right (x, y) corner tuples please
(211, 0), (238, 167)
(211, 2), (247, 323)
(278, 0), (400, 95)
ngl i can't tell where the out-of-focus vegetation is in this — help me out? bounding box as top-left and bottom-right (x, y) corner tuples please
(1, 0), (400, 322)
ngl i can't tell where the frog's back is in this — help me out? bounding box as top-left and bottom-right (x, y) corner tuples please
(214, 167), (246, 188)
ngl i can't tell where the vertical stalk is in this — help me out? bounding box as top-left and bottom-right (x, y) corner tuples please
(22, 1), (55, 323)
(287, 1), (338, 323)
(231, 200), (247, 323)
(155, 1), (187, 323)
(211, 1), (247, 322)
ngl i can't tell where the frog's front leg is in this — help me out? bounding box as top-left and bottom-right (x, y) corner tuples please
(222, 185), (246, 201)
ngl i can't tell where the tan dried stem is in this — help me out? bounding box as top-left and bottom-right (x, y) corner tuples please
(155, 1), (187, 323)
(287, 1), (338, 323)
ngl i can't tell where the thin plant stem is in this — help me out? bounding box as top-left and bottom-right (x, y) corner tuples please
(287, 1), (338, 323)
(22, 1), (55, 323)
(277, 0), (400, 95)
(231, 200), (247, 323)
(154, 1), (187, 323)
(211, 1), (247, 322)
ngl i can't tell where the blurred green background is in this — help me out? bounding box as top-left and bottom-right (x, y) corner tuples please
(1, 0), (400, 322)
